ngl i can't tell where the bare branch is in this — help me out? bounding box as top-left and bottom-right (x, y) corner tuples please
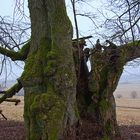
(0, 110), (7, 120)
(102, 0), (140, 43)
(4, 98), (21, 105)
(0, 80), (22, 104)
(119, 17), (140, 38)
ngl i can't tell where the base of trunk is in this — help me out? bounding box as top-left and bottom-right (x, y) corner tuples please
(64, 116), (122, 140)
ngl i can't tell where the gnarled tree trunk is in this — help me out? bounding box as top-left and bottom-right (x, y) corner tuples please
(21, 0), (78, 139)
(0, 0), (140, 139)
(75, 41), (140, 139)
(88, 48), (124, 139)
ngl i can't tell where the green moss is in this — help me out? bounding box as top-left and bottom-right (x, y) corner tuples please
(21, 37), (53, 83)
(127, 40), (140, 47)
(87, 103), (96, 114)
(24, 83), (66, 140)
(0, 42), (30, 61)
(29, 91), (65, 140)
(101, 135), (109, 140)
(44, 60), (57, 76)
(43, 48), (60, 77)
(40, 37), (51, 52)
(74, 102), (80, 119)
(51, 3), (72, 36)
(22, 5), (75, 137)
(120, 40), (140, 63)
(21, 52), (44, 84)
(46, 50), (58, 58)
(105, 121), (112, 135)
(24, 92), (40, 139)
(99, 99), (110, 112)
(19, 41), (30, 57)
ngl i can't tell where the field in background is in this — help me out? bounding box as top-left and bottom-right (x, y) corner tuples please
(0, 94), (140, 139)
(0, 96), (140, 124)
(114, 83), (140, 99)
(116, 99), (140, 125)
(1, 82), (140, 125)
(0, 96), (24, 121)
(1, 80), (140, 98)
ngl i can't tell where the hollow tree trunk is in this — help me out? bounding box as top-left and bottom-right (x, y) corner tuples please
(0, 1), (140, 140)
(88, 49), (125, 139)
(74, 45), (127, 139)
(21, 0), (77, 139)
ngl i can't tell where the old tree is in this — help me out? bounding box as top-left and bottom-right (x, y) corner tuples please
(0, 0), (140, 139)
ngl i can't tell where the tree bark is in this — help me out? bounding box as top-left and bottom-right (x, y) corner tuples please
(73, 44), (123, 139)
(88, 48), (124, 139)
(21, 0), (77, 139)
(77, 41), (140, 139)
(1, 0), (140, 139)
(0, 42), (30, 61)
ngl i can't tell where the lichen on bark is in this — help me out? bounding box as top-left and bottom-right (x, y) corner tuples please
(21, 0), (78, 140)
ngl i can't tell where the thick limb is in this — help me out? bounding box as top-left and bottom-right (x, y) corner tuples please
(119, 40), (140, 62)
(0, 41), (30, 61)
(0, 80), (22, 104)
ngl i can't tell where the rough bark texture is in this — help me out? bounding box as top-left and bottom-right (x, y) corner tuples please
(0, 42), (30, 61)
(88, 47), (123, 139)
(74, 41), (140, 140)
(21, 0), (77, 139)
(1, 0), (140, 139)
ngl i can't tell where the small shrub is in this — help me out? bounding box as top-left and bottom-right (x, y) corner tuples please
(116, 94), (122, 98)
(130, 91), (137, 99)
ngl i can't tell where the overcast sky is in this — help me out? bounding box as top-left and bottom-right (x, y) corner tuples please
(0, 0), (13, 16)
(0, 0), (140, 83)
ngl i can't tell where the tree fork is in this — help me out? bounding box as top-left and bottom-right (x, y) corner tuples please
(0, 41), (30, 61)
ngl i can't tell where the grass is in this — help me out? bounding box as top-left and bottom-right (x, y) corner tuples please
(0, 96), (140, 139)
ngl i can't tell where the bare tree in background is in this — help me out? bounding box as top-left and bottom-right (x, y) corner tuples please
(102, 0), (140, 43)
(116, 94), (122, 99)
(131, 90), (138, 99)
(0, 0), (30, 82)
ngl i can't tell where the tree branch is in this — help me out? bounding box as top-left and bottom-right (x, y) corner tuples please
(0, 80), (22, 104)
(120, 40), (140, 62)
(4, 98), (21, 105)
(0, 41), (30, 61)
(0, 110), (7, 120)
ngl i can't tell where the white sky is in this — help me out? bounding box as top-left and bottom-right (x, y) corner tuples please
(0, 1), (14, 16)
(0, 0), (140, 83)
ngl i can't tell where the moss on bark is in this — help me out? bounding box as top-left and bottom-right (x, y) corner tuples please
(22, 0), (77, 140)
(86, 45), (126, 139)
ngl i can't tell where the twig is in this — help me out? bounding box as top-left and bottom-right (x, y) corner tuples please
(0, 110), (7, 120)
(0, 80), (22, 104)
(5, 98), (21, 105)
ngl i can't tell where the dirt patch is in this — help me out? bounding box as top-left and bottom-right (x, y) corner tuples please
(0, 120), (25, 140)
(119, 125), (140, 140)
(0, 97), (140, 139)
(0, 120), (140, 140)
(0, 96), (24, 121)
